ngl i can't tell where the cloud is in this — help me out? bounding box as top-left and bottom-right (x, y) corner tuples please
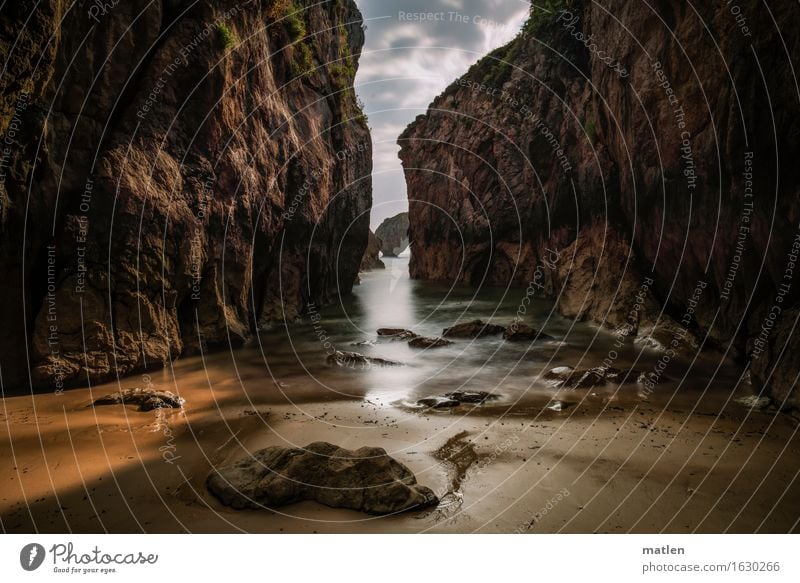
(353, 0), (529, 228)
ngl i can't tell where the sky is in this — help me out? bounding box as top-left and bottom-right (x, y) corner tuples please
(352, 0), (530, 230)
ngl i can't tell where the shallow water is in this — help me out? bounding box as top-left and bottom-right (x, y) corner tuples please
(4, 256), (796, 535)
(151, 255), (747, 415)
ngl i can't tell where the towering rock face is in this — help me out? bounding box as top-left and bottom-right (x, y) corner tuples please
(398, 1), (800, 409)
(0, 0), (371, 389)
(375, 212), (410, 257)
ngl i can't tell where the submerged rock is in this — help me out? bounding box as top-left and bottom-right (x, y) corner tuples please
(207, 442), (438, 514)
(444, 390), (497, 404)
(408, 336), (452, 348)
(416, 390), (498, 409)
(546, 400), (574, 412)
(503, 322), (553, 341)
(442, 319), (506, 338)
(544, 366), (574, 381)
(566, 370), (607, 388)
(93, 388), (185, 411)
(417, 397), (460, 408)
(543, 367), (605, 389)
(327, 350), (402, 368)
(376, 328), (418, 340)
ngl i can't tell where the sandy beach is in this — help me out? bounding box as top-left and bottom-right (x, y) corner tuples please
(2, 357), (798, 534)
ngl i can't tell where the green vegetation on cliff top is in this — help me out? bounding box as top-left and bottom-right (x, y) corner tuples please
(471, 0), (576, 87)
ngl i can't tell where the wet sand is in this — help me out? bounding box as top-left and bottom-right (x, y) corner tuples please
(2, 359), (799, 533)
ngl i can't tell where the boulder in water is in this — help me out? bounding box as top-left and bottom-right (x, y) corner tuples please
(444, 390), (497, 404)
(442, 319), (505, 338)
(417, 396), (460, 408)
(544, 366), (574, 381)
(561, 368), (609, 389)
(377, 328), (418, 340)
(327, 350), (403, 368)
(503, 322), (553, 341)
(408, 336), (452, 348)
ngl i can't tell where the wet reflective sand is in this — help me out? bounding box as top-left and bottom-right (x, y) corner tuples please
(1, 257), (799, 532)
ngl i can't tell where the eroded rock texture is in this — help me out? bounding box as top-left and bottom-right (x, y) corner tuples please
(375, 211), (409, 256)
(0, 0), (371, 389)
(398, 1), (800, 409)
(207, 441), (438, 514)
(93, 388), (185, 411)
(359, 229), (384, 271)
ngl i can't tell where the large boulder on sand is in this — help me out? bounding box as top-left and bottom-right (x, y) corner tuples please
(93, 388), (185, 411)
(207, 442), (438, 514)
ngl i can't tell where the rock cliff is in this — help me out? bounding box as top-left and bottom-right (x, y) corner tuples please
(0, 0), (371, 389)
(359, 229), (385, 271)
(398, 1), (800, 409)
(375, 211), (409, 257)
